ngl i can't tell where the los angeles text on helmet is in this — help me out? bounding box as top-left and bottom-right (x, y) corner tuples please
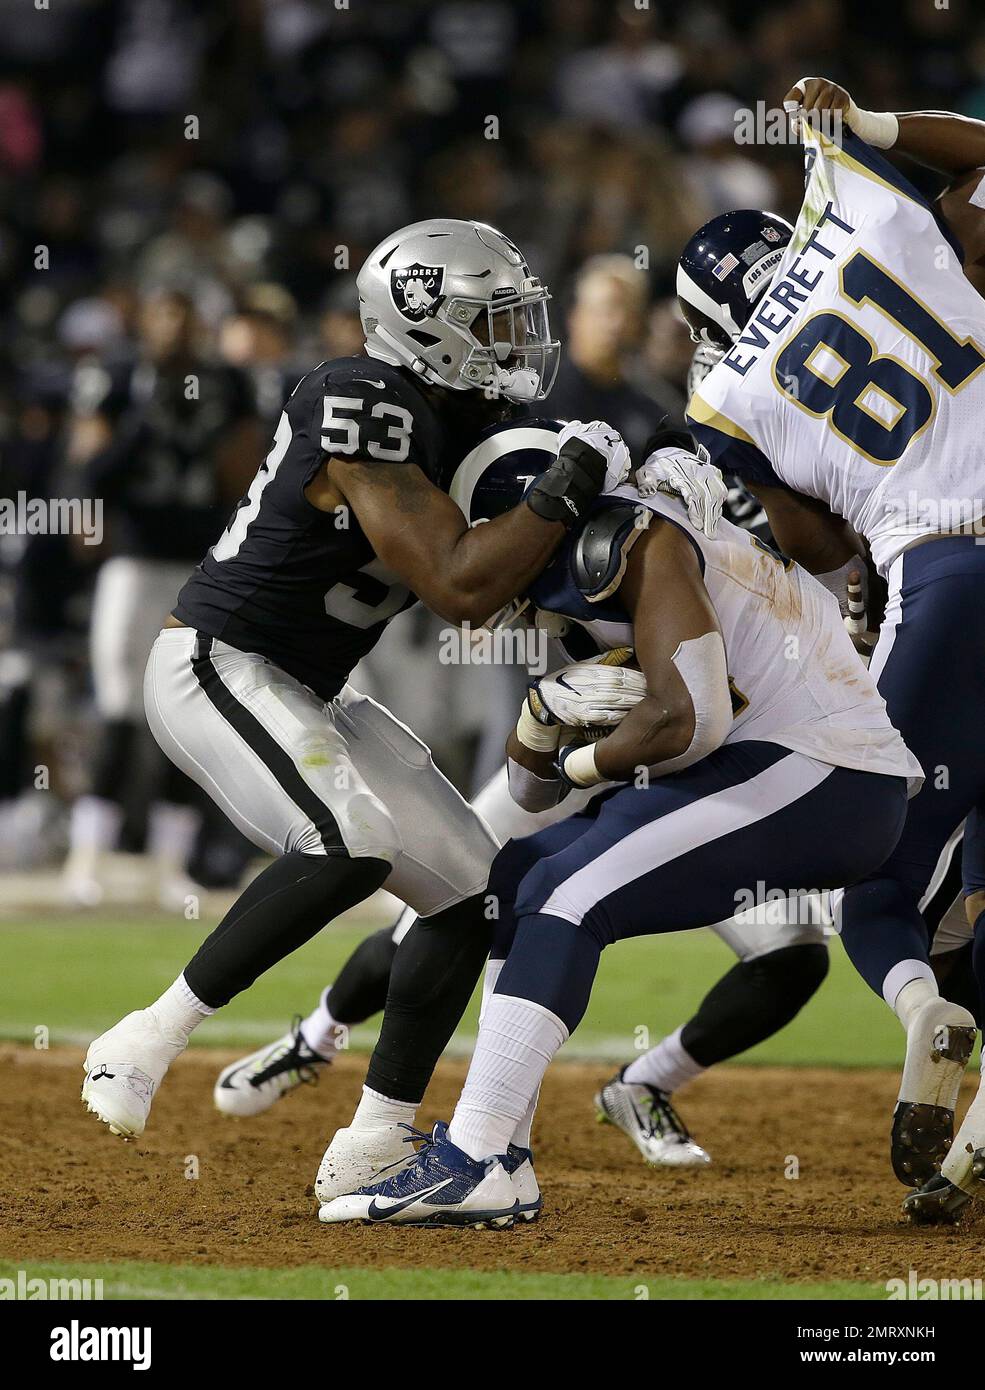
(722, 202), (856, 379)
(0, 492), (103, 545)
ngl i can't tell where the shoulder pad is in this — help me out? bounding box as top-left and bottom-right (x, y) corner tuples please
(572, 501), (649, 603)
(304, 357), (431, 472)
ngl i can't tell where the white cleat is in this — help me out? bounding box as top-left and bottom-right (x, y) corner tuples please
(214, 1018), (332, 1118)
(503, 1143), (542, 1221)
(596, 1071), (711, 1167)
(82, 1009), (185, 1138)
(314, 1123), (413, 1205)
(892, 998), (977, 1186)
(941, 1065), (985, 1197)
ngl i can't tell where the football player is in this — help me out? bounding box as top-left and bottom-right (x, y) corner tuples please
(62, 290), (262, 908)
(317, 416), (921, 1226)
(674, 79), (985, 1220)
(81, 220), (629, 1205)
(215, 422), (830, 1175)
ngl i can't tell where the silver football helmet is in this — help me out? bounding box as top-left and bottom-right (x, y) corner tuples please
(356, 219), (560, 403)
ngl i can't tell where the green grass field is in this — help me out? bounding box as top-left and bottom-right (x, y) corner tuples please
(0, 1259), (888, 1301)
(0, 911), (923, 1301)
(0, 910), (906, 1067)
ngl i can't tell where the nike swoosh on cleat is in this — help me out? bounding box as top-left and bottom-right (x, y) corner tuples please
(366, 1178), (454, 1221)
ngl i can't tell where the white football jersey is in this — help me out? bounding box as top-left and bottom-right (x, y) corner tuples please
(688, 126), (985, 577)
(572, 486), (922, 786)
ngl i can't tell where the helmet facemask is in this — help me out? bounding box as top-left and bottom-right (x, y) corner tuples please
(442, 281), (560, 402)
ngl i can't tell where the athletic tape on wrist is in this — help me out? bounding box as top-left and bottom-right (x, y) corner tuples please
(846, 103), (899, 149)
(516, 700), (561, 753)
(562, 741), (603, 788)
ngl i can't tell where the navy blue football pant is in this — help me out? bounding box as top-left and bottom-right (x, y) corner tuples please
(489, 741), (907, 1035)
(839, 537), (985, 1009)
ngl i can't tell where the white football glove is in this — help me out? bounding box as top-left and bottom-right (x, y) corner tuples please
(557, 419), (631, 494)
(635, 446), (728, 539)
(528, 652), (647, 729)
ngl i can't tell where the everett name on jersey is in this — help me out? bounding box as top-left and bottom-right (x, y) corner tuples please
(687, 127), (985, 578)
(175, 357), (513, 700)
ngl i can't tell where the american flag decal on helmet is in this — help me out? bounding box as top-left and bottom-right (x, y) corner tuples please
(712, 253), (739, 280)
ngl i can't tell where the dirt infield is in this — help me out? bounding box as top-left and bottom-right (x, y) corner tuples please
(1, 1045), (981, 1285)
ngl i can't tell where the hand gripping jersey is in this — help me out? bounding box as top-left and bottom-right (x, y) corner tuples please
(687, 127), (985, 578)
(529, 485), (922, 787)
(176, 357), (505, 700)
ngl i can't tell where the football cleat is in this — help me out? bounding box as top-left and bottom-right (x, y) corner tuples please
(314, 1122), (413, 1205)
(892, 999), (977, 1186)
(503, 1142), (542, 1222)
(939, 1067), (985, 1200)
(595, 1070), (711, 1167)
(82, 1009), (185, 1138)
(317, 1122), (518, 1227)
(214, 1017), (332, 1118)
(902, 1172), (975, 1226)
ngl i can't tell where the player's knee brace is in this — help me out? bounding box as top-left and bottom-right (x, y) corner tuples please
(681, 943), (829, 1069)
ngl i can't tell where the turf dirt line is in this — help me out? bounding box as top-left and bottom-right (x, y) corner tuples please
(1, 1047), (981, 1288)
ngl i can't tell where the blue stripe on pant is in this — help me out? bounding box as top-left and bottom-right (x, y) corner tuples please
(840, 537), (985, 1005)
(491, 741), (907, 1033)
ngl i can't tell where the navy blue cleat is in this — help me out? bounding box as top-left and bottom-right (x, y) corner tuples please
(318, 1122), (520, 1228)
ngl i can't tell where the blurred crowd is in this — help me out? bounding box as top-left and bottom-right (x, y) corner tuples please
(1, 0), (983, 896)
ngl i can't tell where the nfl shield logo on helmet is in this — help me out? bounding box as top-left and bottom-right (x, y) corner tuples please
(390, 264), (444, 322)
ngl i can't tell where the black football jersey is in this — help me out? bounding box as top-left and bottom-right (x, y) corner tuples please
(175, 357), (512, 700)
(83, 360), (254, 562)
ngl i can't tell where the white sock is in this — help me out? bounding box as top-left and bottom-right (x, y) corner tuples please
(147, 801), (199, 872)
(510, 1085), (541, 1150)
(147, 974), (214, 1047)
(68, 795), (122, 855)
(300, 986), (345, 1058)
(623, 1025), (706, 1092)
(479, 958), (504, 1025)
(351, 1085), (417, 1133)
(449, 994), (568, 1161)
(887, 967), (939, 1028)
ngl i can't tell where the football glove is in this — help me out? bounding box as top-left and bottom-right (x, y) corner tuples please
(528, 650), (647, 730)
(526, 419), (631, 526)
(636, 433), (728, 539)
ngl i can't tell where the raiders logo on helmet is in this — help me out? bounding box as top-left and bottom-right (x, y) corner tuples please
(390, 264), (444, 322)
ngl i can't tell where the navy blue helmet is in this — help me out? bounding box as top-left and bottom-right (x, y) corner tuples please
(677, 210), (793, 351)
(450, 417), (563, 626)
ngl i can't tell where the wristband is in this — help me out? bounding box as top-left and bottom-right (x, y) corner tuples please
(516, 700), (560, 753)
(558, 741), (604, 788)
